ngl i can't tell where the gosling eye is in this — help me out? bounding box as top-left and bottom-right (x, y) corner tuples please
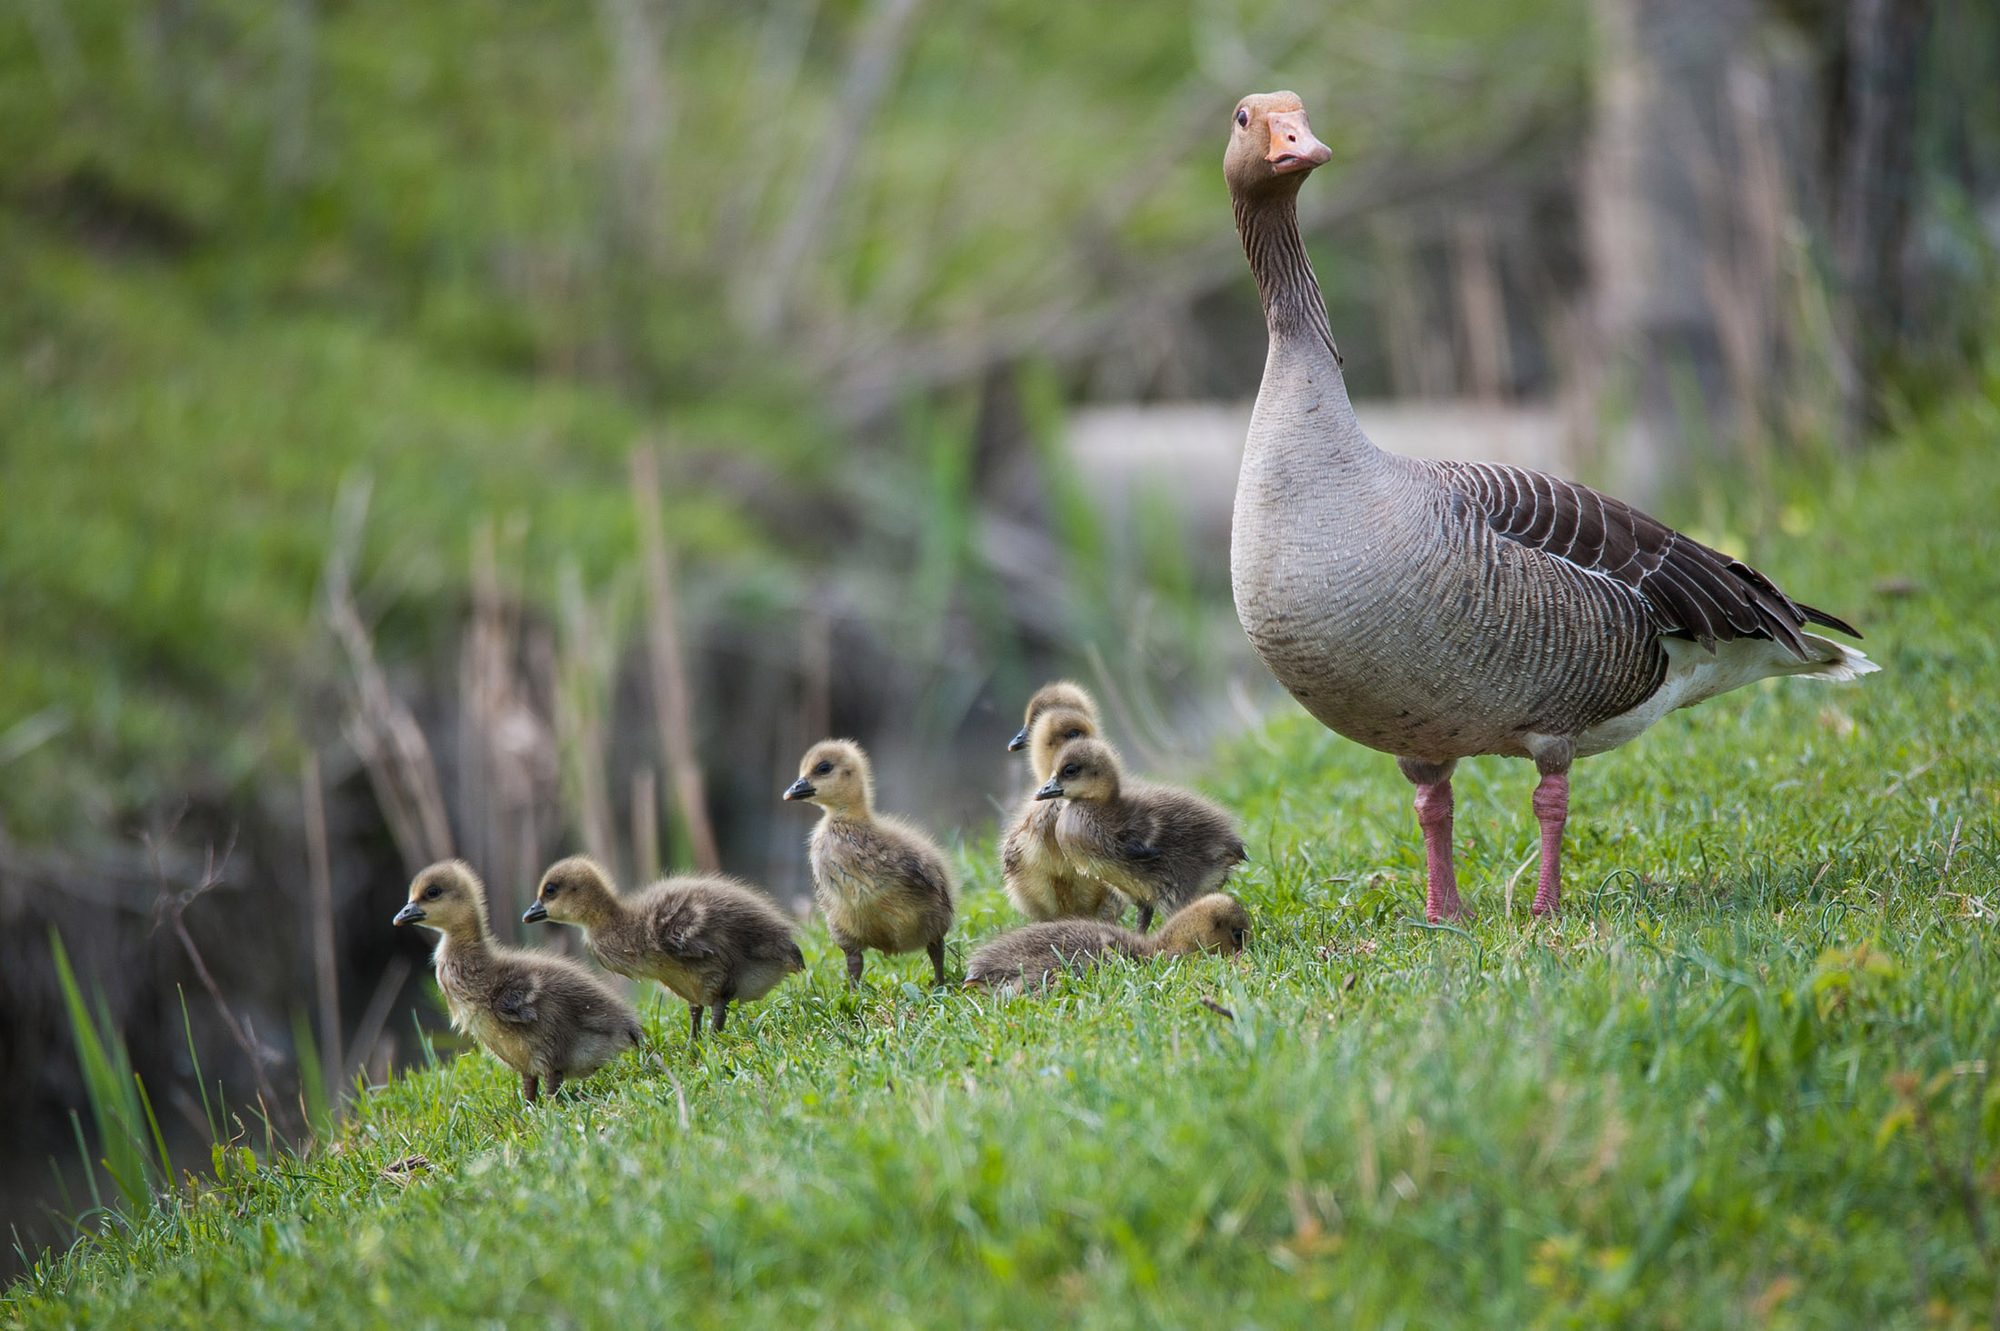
(1231, 929), (1245, 945)
(1064, 728), (1084, 741)
(423, 885), (443, 901)
(1062, 763), (1079, 778)
(1235, 107), (1250, 128)
(542, 883), (560, 898)
(813, 760), (833, 776)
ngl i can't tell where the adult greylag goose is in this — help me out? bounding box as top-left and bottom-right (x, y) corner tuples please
(1223, 91), (1876, 922)
(965, 893), (1249, 996)
(523, 856), (803, 1050)
(393, 861), (642, 1103)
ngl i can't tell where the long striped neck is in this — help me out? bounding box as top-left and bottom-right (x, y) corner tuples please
(1233, 186), (1341, 364)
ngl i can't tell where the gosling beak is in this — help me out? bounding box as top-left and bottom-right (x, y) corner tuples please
(392, 904), (426, 926)
(1264, 109), (1331, 174)
(522, 901), (548, 924)
(1033, 777), (1064, 801)
(1006, 726), (1030, 752)
(782, 777), (816, 802)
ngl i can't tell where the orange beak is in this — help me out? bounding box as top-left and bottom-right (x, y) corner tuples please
(1264, 109), (1331, 174)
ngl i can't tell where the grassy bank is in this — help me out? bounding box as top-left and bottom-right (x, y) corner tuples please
(6, 398), (1999, 1326)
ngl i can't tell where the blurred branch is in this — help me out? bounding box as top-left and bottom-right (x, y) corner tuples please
(323, 475), (455, 877)
(630, 444), (722, 874)
(145, 821), (285, 1124)
(741, 0), (928, 336)
(828, 119), (1553, 420)
(342, 953), (411, 1088)
(597, 0), (675, 266)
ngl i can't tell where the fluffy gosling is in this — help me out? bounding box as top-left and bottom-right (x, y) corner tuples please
(965, 893), (1250, 995)
(393, 860), (641, 1103)
(783, 739), (955, 987)
(1001, 704), (1125, 922)
(524, 856), (803, 1050)
(1039, 738), (1246, 932)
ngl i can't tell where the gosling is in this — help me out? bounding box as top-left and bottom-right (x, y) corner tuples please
(965, 893), (1250, 995)
(1006, 679), (1101, 753)
(524, 856), (803, 1050)
(783, 739), (955, 987)
(1039, 737), (1247, 932)
(393, 861), (641, 1104)
(1001, 704), (1125, 922)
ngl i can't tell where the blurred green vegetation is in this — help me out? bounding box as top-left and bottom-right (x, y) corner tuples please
(0, 0), (1588, 844)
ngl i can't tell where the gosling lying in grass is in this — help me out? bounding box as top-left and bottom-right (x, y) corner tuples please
(524, 856), (804, 1050)
(394, 861), (641, 1103)
(784, 739), (955, 987)
(1001, 703), (1126, 922)
(964, 893), (1250, 995)
(1039, 737), (1246, 932)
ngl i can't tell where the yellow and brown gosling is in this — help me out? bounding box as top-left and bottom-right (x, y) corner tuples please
(783, 739), (955, 987)
(964, 893), (1250, 995)
(524, 855), (804, 1050)
(393, 861), (641, 1104)
(1040, 737), (1247, 932)
(1001, 705), (1125, 922)
(1006, 679), (1101, 753)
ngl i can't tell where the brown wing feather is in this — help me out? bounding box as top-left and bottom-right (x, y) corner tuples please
(1430, 461), (1860, 656)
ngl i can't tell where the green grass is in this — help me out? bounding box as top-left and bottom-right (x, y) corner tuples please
(7, 395), (1999, 1326)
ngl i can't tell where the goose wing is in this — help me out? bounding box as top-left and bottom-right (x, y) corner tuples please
(491, 972), (544, 1025)
(1428, 460), (1860, 657)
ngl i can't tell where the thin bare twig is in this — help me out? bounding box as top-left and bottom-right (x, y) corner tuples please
(343, 954), (413, 1088)
(145, 820), (284, 1125)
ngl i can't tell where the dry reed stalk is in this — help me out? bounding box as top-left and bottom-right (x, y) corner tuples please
(630, 444), (722, 874)
(324, 476), (454, 876)
(300, 748), (342, 1094)
(343, 953), (411, 1087)
(1451, 214), (1514, 402)
(554, 560), (619, 872)
(458, 520), (559, 935)
(631, 767), (661, 884)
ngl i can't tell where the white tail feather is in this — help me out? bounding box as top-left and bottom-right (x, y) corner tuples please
(1796, 634), (1879, 682)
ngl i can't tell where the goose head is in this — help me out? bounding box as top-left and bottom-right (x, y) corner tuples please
(1008, 680), (1099, 751)
(1223, 91), (1331, 197)
(525, 854), (619, 927)
(394, 860), (491, 939)
(1034, 737), (1122, 804)
(784, 738), (874, 815)
(1026, 706), (1097, 784)
(1152, 893), (1251, 958)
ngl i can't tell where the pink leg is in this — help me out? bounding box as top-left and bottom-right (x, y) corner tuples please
(1413, 780), (1463, 923)
(1530, 772), (1569, 916)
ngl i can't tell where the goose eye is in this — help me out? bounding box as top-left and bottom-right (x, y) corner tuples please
(814, 761), (833, 776)
(1232, 929), (1245, 945)
(1236, 108), (1250, 128)
(1065, 728), (1083, 740)
(542, 883), (559, 898)
(1062, 764), (1079, 778)
(423, 885), (443, 901)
